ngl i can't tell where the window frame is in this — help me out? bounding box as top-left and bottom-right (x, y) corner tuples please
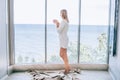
(8, 0), (111, 65)
(8, 0), (15, 65)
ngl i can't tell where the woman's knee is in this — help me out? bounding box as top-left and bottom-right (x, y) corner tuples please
(60, 50), (65, 58)
(60, 52), (63, 58)
(60, 48), (66, 57)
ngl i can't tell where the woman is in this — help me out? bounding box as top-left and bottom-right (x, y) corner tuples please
(53, 9), (70, 74)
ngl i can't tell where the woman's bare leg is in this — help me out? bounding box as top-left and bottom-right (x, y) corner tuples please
(60, 48), (70, 74)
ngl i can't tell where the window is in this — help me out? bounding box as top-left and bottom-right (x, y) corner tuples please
(80, 0), (109, 63)
(14, 0), (45, 64)
(13, 0), (110, 64)
(47, 0), (79, 63)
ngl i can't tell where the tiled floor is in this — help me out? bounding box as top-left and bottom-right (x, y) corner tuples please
(5, 70), (112, 80)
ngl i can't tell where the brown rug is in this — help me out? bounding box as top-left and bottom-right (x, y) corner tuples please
(27, 69), (81, 80)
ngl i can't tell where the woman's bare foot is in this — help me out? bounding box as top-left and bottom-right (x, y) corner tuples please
(64, 69), (70, 75)
(64, 66), (70, 75)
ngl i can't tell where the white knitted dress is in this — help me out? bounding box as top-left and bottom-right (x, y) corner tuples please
(57, 20), (69, 48)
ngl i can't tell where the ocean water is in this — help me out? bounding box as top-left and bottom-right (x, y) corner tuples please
(14, 24), (108, 63)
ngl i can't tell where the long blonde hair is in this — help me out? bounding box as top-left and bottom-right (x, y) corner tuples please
(60, 9), (69, 23)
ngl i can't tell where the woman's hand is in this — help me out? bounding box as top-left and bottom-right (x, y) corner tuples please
(53, 19), (59, 28)
(53, 19), (58, 24)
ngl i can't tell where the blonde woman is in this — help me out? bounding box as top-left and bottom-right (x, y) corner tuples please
(53, 9), (70, 74)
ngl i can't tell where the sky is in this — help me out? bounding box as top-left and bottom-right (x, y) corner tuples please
(14, 0), (109, 25)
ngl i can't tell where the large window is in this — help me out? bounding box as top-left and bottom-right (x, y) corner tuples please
(14, 0), (110, 64)
(80, 0), (109, 64)
(47, 0), (79, 63)
(14, 0), (45, 64)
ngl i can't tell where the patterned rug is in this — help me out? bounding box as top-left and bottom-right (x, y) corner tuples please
(27, 69), (81, 80)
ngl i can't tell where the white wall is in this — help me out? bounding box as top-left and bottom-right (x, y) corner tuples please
(0, 0), (8, 79)
(109, 2), (120, 80)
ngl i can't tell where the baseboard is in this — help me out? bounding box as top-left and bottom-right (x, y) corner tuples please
(12, 64), (108, 72)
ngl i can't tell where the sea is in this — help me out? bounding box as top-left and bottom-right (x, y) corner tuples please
(14, 24), (109, 63)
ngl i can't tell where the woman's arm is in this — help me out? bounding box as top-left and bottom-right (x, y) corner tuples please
(53, 19), (65, 33)
(57, 21), (65, 33)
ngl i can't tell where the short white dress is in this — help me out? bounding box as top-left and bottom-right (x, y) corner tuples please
(57, 20), (69, 48)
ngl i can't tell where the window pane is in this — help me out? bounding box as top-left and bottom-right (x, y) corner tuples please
(80, 0), (109, 64)
(47, 0), (79, 63)
(14, 0), (45, 64)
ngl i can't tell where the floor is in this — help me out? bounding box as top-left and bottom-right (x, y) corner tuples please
(5, 70), (112, 80)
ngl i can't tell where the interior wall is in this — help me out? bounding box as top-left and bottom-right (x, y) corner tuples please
(0, 0), (8, 79)
(109, 2), (120, 80)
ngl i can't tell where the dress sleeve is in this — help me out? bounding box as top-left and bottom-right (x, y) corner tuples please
(57, 21), (65, 33)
